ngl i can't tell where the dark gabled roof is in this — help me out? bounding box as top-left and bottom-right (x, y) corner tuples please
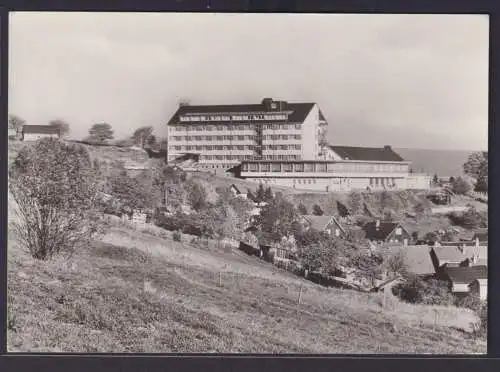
(473, 229), (488, 243)
(327, 145), (405, 162)
(363, 221), (402, 241)
(22, 125), (60, 135)
(167, 101), (316, 125)
(303, 215), (340, 232)
(443, 265), (488, 284)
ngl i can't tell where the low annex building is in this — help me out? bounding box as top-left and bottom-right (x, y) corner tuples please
(233, 145), (431, 192)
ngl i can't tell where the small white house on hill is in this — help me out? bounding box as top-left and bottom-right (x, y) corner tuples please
(21, 125), (60, 141)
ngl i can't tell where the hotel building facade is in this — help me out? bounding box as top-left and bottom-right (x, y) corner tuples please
(234, 145), (431, 191)
(167, 98), (328, 169)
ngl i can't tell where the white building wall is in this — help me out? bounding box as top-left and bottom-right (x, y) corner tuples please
(23, 133), (58, 141)
(406, 174), (432, 190)
(300, 104), (320, 160)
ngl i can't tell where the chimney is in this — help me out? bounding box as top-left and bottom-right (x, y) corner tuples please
(375, 220), (380, 230)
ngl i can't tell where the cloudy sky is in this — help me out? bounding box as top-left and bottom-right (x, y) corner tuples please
(9, 12), (488, 150)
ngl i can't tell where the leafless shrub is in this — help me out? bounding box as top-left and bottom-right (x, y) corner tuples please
(9, 138), (104, 260)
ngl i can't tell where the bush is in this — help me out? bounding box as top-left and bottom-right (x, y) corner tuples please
(448, 207), (487, 229)
(455, 294), (483, 312)
(394, 277), (454, 306)
(297, 203), (308, 215)
(9, 138), (103, 260)
(451, 176), (472, 195)
(312, 204), (324, 216)
(172, 231), (182, 242)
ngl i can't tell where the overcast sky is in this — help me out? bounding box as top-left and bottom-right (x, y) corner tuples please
(9, 12), (488, 150)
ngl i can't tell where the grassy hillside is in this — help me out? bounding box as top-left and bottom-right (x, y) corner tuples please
(395, 148), (473, 178)
(7, 218), (485, 353)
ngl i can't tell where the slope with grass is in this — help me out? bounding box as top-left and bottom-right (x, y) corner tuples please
(7, 208), (485, 353)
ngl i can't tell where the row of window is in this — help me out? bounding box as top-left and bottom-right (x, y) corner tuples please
(179, 113), (288, 122)
(370, 178), (397, 187)
(170, 144), (302, 151)
(171, 123), (302, 132)
(170, 134), (302, 141)
(241, 162), (408, 173)
(199, 154), (302, 161)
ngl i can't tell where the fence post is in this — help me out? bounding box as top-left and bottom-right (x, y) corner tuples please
(297, 285), (303, 305)
(218, 271), (222, 287)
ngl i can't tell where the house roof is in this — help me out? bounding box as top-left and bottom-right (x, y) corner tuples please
(363, 221), (401, 241)
(443, 265), (488, 284)
(167, 101), (316, 125)
(230, 184), (241, 194)
(22, 125), (60, 135)
(431, 246), (466, 265)
(327, 145), (405, 162)
(382, 245), (435, 276)
(302, 215), (342, 232)
(473, 229), (488, 243)
(469, 278), (488, 287)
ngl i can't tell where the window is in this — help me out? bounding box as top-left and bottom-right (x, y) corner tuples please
(247, 145), (254, 150)
(283, 163), (293, 172)
(205, 155), (213, 160)
(195, 146), (202, 150)
(174, 146), (181, 150)
(227, 125), (233, 131)
(186, 136), (192, 141)
(271, 163), (281, 172)
(206, 145), (213, 151)
(294, 144), (301, 150)
(241, 163), (248, 172)
(225, 155), (232, 160)
(294, 134), (302, 140)
(282, 124), (289, 130)
(186, 146), (192, 151)
(395, 227), (402, 235)
(317, 163), (327, 172)
(304, 163), (315, 172)
(271, 135), (279, 140)
(249, 163), (259, 172)
(225, 135), (233, 140)
(281, 135), (288, 140)
(261, 163), (270, 172)
(216, 136), (223, 140)
(205, 135), (213, 140)
(216, 125), (224, 131)
(215, 145), (223, 150)
(238, 135), (245, 140)
(295, 124), (302, 129)
(294, 163), (304, 172)
(227, 145), (234, 150)
(247, 135), (254, 140)
(237, 145), (244, 150)
(206, 126), (213, 131)
(195, 126), (203, 132)
(194, 136), (202, 141)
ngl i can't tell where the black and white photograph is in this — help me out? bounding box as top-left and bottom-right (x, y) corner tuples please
(7, 12), (488, 353)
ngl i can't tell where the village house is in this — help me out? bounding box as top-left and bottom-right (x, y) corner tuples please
(380, 244), (436, 279)
(21, 125), (60, 141)
(472, 228), (488, 245)
(363, 220), (411, 246)
(430, 244), (487, 273)
(439, 265), (488, 297)
(468, 278), (488, 301)
(300, 215), (347, 238)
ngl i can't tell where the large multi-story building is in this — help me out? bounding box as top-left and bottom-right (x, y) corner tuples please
(233, 145), (431, 191)
(166, 98), (328, 170)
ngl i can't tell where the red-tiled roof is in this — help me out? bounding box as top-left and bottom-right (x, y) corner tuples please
(328, 145), (405, 162)
(167, 100), (316, 125)
(22, 125), (60, 135)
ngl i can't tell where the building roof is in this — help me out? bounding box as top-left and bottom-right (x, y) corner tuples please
(469, 278), (488, 287)
(382, 245), (435, 276)
(302, 215), (342, 232)
(443, 265), (488, 285)
(167, 100), (316, 125)
(473, 229), (488, 243)
(22, 125), (60, 135)
(327, 145), (405, 162)
(363, 221), (402, 241)
(431, 246), (466, 265)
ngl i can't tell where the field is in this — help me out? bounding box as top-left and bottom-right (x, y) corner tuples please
(7, 211), (486, 353)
